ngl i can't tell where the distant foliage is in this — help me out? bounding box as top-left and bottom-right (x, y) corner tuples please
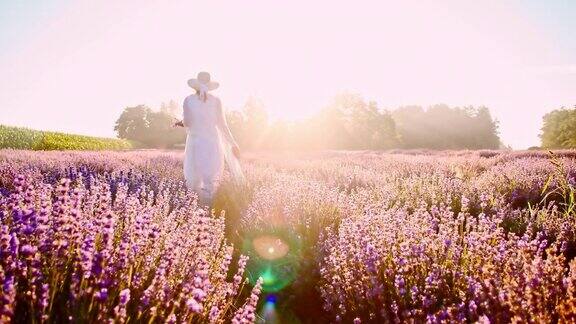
(227, 95), (500, 151)
(0, 125), (133, 150)
(117, 95), (501, 150)
(392, 104), (500, 149)
(228, 94), (400, 151)
(541, 106), (576, 149)
(0, 125), (43, 150)
(115, 103), (186, 149)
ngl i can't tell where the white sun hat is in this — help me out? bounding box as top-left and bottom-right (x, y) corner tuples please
(187, 71), (219, 92)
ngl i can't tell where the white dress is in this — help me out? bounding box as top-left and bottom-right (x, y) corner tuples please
(182, 93), (239, 205)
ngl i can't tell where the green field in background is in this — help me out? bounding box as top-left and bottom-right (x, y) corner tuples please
(0, 125), (135, 150)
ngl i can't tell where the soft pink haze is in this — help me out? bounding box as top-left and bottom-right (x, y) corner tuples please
(1, 0), (574, 149)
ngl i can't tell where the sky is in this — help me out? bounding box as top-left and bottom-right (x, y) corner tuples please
(0, 0), (574, 149)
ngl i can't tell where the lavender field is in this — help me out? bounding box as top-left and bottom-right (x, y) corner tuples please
(2, 149), (576, 323)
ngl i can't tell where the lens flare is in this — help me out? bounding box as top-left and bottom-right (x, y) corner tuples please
(260, 294), (278, 323)
(260, 266), (277, 286)
(242, 230), (302, 293)
(253, 235), (290, 260)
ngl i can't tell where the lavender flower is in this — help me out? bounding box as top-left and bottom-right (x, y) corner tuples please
(2, 149), (576, 322)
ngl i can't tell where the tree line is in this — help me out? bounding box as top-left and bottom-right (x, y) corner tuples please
(114, 94), (502, 150)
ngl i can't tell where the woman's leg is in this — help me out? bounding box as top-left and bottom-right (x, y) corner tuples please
(184, 136), (201, 193)
(200, 139), (224, 208)
(187, 177), (202, 197)
(199, 176), (217, 207)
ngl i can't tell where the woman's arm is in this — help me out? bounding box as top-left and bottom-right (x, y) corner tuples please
(216, 99), (240, 157)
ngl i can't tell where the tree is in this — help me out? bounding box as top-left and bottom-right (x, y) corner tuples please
(392, 104), (500, 149)
(145, 111), (186, 148)
(392, 106), (429, 148)
(115, 105), (185, 148)
(472, 106), (500, 149)
(114, 105), (152, 141)
(160, 100), (180, 117)
(541, 106), (576, 148)
(299, 93), (399, 150)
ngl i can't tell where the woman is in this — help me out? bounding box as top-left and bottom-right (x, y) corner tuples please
(175, 72), (242, 206)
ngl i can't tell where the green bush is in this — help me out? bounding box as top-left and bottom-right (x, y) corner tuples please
(0, 125), (134, 150)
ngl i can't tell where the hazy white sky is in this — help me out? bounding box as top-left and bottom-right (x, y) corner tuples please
(0, 0), (574, 149)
